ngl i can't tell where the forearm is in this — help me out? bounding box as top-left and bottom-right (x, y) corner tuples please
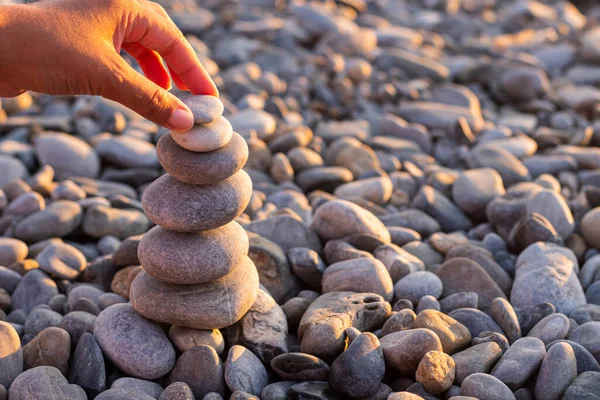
(0, 5), (31, 95)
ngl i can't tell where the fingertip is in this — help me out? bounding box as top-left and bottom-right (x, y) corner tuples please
(167, 107), (194, 132)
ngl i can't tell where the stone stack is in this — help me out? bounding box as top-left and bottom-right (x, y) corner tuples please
(130, 96), (258, 329)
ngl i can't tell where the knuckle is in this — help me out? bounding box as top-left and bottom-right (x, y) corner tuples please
(146, 87), (171, 116)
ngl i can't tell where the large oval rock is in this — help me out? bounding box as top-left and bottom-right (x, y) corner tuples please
(534, 342), (577, 400)
(0, 238), (27, 267)
(142, 171), (252, 232)
(168, 345), (225, 399)
(34, 132), (100, 179)
(380, 328), (443, 377)
(223, 289), (289, 364)
(93, 303), (176, 379)
(82, 206), (151, 239)
(8, 366), (87, 400)
(157, 132), (248, 185)
(69, 333), (106, 397)
(511, 242), (586, 314)
(437, 258), (506, 310)
(461, 373), (516, 400)
(491, 337), (546, 390)
(0, 155), (28, 189)
(452, 342), (502, 385)
(414, 310), (471, 355)
(138, 222), (248, 284)
(247, 214), (322, 253)
(95, 136), (158, 168)
(322, 258), (394, 302)
(11, 270), (59, 312)
(310, 199), (391, 244)
(23, 327), (71, 375)
(225, 345), (269, 396)
(0, 321), (22, 388)
(330, 332), (385, 398)
(562, 371), (600, 400)
(36, 242), (87, 280)
(131, 257), (259, 329)
(298, 292), (391, 362)
(526, 189), (574, 239)
(15, 200), (83, 243)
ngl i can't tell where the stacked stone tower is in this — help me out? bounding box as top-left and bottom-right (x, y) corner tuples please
(130, 96), (259, 329)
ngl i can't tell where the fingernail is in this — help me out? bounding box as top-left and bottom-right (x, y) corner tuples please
(168, 108), (194, 131)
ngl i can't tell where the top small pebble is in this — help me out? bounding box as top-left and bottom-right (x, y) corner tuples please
(183, 95), (224, 125)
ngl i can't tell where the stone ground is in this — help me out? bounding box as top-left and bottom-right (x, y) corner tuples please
(1, 0), (600, 399)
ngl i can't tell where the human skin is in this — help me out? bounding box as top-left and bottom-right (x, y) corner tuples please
(0, 0), (218, 131)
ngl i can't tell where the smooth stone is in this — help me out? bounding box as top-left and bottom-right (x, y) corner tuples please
(534, 342), (577, 400)
(131, 257), (259, 330)
(445, 245), (512, 296)
(527, 313), (569, 345)
(526, 189), (574, 239)
(157, 132), (247, 185)
(472, 332), (509, 353)
(261, 381), (296, 400)
(310, 199), (391, 244)
(569, 322), (600, 362)
(11, 270), (59, 313)
(491, 337), (546, 390)
(93, 303), (176, 380)
(23, 327), (71, 375)
(322, 258), (394, 302)
(452, 342), (503, 385)
(168, 346), (225, 399)
(296, 166), (354, 192)
(0, 322), (22, 388)
(83, 206), (151, 239)
(69, 333), (106, 397)
(169, 326), (224, 354)
(461, 373), (516, 400)
(95, 389), (155, 400)
(439, 293), (478, 314)
(379, 210), (441, 237)
(412, 186), (472, 232)
(282, 297), (312, 334)
(36, 242), (86, 280)
(270, 353), (329, 382)
(415, 350), (455, 395)
(34, 132), (100, 179)
(382, 309), (416, 335)
(171, 116), (233, 152)
(95, 135), (158, 168)
(386, 393), (424, 400)
(0, 155), (28, 189)
(448, 309), (503, 337)
(582, 207), (600, 249)
(298, 292), (391, 363)
(414, 310), (471, 354)
(334, 176), (394, 204)
(112, 234), (142, 267)
(15, 200), (83, 243)
(437, 258), (506, 310)
(330, 333), (385, 398)
(138, 222), (248, 284)
(389, 227), (421, 247)
(0, 266), (21, 294)
(546, 340), (600, 374)
(225, 345), (269, 396)
(452, 168), (505, 219)
(8, 366), (87, 400)
(247, 232), (302, 303)
(142, 171), (252, 232)
(288, 381), (340, 400)
(158, 382), (195, 400)
(23, 307), (62, 336)
(394, 272), (442, 304)
(223, 289), (289, 364)
(247, 214), (322, 253)
(0, 238), (27, 267)
(183, 95), (224, 124)
(112, 378), (163, 398)
(467, 147), (530, 187)
(490, 298), (522, 343)
(374, 243), (426, 282)
(380, 328), (443, 377)
(229, 109), (276, 140)
(285, 248), (326, 290)
(511, 243), (586, 314)
(562, 371), (600, 400)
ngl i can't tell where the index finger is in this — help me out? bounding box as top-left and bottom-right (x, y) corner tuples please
(132, 11), (218, 97)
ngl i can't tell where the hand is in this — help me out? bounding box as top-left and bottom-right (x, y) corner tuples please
(0, 0), (218, 131)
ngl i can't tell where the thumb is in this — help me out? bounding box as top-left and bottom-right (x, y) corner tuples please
(101, 55), (194, 132)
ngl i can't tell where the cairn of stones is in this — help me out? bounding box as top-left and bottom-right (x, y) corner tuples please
(129, 95), (258, 329)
